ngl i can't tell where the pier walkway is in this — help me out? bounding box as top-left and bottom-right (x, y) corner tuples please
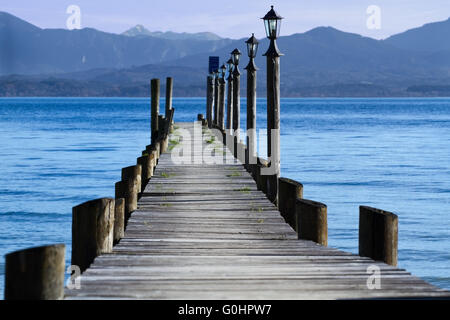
(65, 122), (449, 299)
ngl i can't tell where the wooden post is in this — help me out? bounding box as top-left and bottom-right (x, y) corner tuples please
(72, 198), (115, 272)
(151, 78), (160, 144)
(359, 206), (398, 266)
(219, 77), (226, 130)
(121, 165), (141, 221)
(114, 198), (125, 244)
(278, 177), (303, 230)
(256, 158), (268, 194)
(5, 244), (65, 300)
(214, 75), (219, 127)
(296, 199), (327, 246)
(232, 62), (241, 158)
(226, 70), (233, 135)
(206, 76), (214, 128)
(165, 77), (173, 119)
(137, 155), (152, 192)
(264, 38), (282, 204)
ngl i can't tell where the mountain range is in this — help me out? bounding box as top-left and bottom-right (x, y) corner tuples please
(1, 11), (450, 97)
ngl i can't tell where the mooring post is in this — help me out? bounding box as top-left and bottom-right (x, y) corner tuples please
(4, 244), (65, 300)
(114, 198), (125, 244)
(151, 78), (160, 145)
(206, 75), (214, 128)
(137, 155), (152, 192)
(278, 178), (303, 230)
(165, 77), (173, 120)
(121, 165), (141, 221)
(296, 199), (327, 246)
(359, 206), (398, 266)
(231, 49), (241, 158)
(72, 198), (115, 272)
(256, 158), (269, 194)
(245, 34), (259, 169)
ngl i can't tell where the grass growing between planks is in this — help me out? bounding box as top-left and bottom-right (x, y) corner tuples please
(236, 187), (251, 194)
(161, 172), (176, 178)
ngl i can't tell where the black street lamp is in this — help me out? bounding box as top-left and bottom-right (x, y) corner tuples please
(231, 48), (242, 158)
(262, 5), (283, 57)
(262, 5), (283, 202)
(245, 33), (259, 168)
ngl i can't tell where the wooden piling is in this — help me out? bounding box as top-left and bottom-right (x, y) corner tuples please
(296, 199), (327, 246)
(151, 78), (160, 144)
(219, 78), (225, 130)
(278, 177), (303, 230)
(121, 165), (141, 220)
(256, 158), (268, 194)
(4, 244), (65, 300)
(226, 72), (233, 134)
(137, 155), (152, 191)
(165, 77), (173, 120)
(72, 198), (115, 272)
(232, 66), (240, 158)
(245, 51), (257, 169)
(206, 76), (214, 128)
(214, 75), (219, 127)
(359, 206), (398, 266)
(114, 198), (125, 244)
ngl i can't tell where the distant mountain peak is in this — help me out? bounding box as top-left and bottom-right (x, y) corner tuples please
(122, 24), (152, 37)
(122, 24), (223, 41)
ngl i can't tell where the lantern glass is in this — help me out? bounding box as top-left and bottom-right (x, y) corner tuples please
(232, 53), (240, 65)
(247, 42), (258, 58)
(264, 18), (281, 39)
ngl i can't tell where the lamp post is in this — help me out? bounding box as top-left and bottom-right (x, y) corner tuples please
(226, 58), (234, 135)
(231, 48), (242, 158)
(219, 64), (226, 131)
(245, 33), (259, 169)
(213, 69), (220, 128)
(262, 5), (283, 203)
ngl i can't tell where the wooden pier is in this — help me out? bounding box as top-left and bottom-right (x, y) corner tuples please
(5, 76), (449, 300)
(63, 122), (449, 299)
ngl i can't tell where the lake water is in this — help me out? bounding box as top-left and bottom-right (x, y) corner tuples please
(0, 97), (449, 298)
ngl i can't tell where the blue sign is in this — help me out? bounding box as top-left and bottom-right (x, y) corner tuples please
(208, 56), (219, 74)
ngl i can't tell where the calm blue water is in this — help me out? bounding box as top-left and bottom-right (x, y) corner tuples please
(0, 97), (449, 298)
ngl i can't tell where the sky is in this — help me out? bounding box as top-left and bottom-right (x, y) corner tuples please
(1, 0), (450, 39)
